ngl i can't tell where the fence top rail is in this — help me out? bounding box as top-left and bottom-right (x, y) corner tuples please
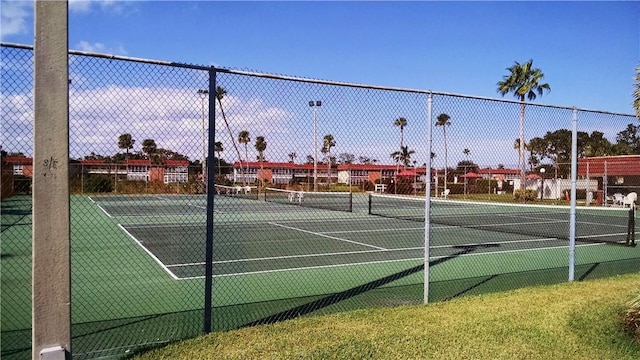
(1, 42), (210, 71)
(1, 42), (636, 118)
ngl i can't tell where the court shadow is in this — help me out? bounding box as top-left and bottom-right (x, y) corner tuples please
(242, 243), (499, 328)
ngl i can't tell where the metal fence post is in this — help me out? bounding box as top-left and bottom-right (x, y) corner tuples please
(569, 108), (578, 281)
(424, 93), (433, 304)
(203, 67), (217, 334)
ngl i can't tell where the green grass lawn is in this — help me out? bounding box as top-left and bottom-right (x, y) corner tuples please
(134, 272), (640, 360)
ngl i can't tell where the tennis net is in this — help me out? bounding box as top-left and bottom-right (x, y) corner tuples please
(264, 188), (353, 212)
(368, 193), (636, 245)
(214, 184), (259, 200)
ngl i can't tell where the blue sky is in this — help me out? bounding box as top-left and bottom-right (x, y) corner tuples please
(2, 0), (638, 113)
(1, 1), (639, 167)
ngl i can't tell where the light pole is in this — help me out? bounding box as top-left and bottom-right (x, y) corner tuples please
(539, 167), (546, 200)
(309, 100), (321, 192)
(198, 89), (208, 185)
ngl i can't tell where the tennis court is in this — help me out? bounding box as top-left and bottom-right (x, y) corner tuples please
(90, 191), (638, 286)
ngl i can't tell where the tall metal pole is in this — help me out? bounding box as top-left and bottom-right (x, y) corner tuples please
(309, 100), (321, 191)
(424, 93), (433, 304)
(203, 70), (216, 333)
(569, 108), (578, 281)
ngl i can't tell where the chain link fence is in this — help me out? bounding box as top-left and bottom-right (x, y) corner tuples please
(2, 43), (639, 359)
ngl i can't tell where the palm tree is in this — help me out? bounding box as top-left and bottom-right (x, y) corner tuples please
(497, 59), (550, 189)
(435, 113), (451, 194)
(393, 117), (408, 148)
(321, 134), (336, 184)
(117, 133), (135, 160)
(254, 136), (267, 186)
(214, 141), (223, 176)
(238, 130), (250, 185)
(390, 145), (415, 168)
(463, 148), (470, 160)
(288, 152), (297, 163)
(215, 86), (244, 183)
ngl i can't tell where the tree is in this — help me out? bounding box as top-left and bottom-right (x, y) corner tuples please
(435, 113), (451, 192)
(513, 138), (528, 170)
(117, 133), (135, 160)
(238, 130), (251, 184)
(141, 139), (157, 159)
(463, 148), (470, 160)
(214, 141), (223, 175)
(288, 152), (297, 163)
(390, 145), (415, 168)
(254, 136), (267, 186)
(497, 59), (550, 189)
(216, 86), (244, 181)
(583, 131), (613, 157)
(321, 134), (336, 184)
(456, 160), (479, 173)
(634, 65), (640, 119)
(359, 156), (371, 164)
(393, 117), (408, 148)
(615, 123), (640, 155)
(305, 155), (314, 164)
(338, 153), (355, 164)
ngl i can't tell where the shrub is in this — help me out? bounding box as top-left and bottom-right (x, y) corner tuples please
(514, 189), (538, 202)
(84, 174), (112, 193)
(447, 183), (464, 195)
(474, 179), (497, 194)
(623, 294), (640, 344)
(363, 180), (375, 192)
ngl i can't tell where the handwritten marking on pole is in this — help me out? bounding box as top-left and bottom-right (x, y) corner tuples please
(43, 156), (59, 179)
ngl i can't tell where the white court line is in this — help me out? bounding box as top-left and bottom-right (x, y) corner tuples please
(323, 227), (425, 234)
(175, 241), (605, 280)
(87, 196), (96, 203)
(117, 224), (179, 280)
(430, 237), (561, 249)
(272, 216), (389, 224)
(167, 237), (571, 269)
(96, 203), (112, 218)
(168, 247), (423, 267)
(268, 222), (388, 250)
(177, 257), (423, 280)
(578, 232), (629, 239)
(432, 219), (566, 230)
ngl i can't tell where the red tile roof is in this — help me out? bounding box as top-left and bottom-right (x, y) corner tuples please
(3, 156), (33, 165)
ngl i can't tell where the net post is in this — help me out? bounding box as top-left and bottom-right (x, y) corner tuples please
(368, 193), (372, 215)
(348, 192), (353, 212)
(203, 66), (217, 334)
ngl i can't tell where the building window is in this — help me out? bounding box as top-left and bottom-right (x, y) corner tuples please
(615, 176), (624, 185)
(13, 164), (23, 175)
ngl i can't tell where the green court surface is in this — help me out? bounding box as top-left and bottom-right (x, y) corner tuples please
(2, 193), (639, 359)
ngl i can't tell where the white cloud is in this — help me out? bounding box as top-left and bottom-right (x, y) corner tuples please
(74, 40), (127, 55)
(0, 0), (32, 39)
(56, 85), (293, 161)
(68, 0), (92, 13)
(69, 0), (125, 14)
